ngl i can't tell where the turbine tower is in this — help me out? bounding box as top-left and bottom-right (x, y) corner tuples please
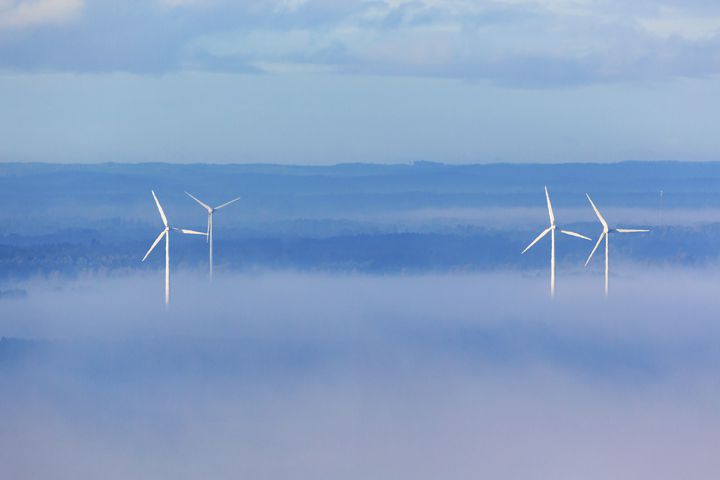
(142, 190), (207, 307)
(185, 192), (241, 280)
(584, 194), (650, 296)
(522, 186), (591, 297)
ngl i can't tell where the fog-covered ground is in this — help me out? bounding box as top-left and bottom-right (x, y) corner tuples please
(1, 270), (720, 479)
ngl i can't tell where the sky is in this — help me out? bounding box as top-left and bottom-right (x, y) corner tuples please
(1, 0), (720, 164)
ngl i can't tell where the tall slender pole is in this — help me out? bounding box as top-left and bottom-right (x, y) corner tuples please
(550, 227), (555, 298)
(165, 230), (170, 308)
(604, 233), (609, 297)
(209, 212), (214, 281)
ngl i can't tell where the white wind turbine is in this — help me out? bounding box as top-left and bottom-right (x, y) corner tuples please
(584, 194), (650, 296)
(142, 190), (207, 307)
(185, 192), (241, 280)
(522, 186), (591, 297)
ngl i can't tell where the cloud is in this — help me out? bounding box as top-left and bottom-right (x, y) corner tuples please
(0, 0), (83, 29)
(2, 0), (720, 85)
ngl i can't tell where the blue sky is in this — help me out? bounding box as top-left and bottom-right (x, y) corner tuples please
(2, 0), (720, 163)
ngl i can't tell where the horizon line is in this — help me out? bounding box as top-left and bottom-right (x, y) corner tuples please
(0, 159), (716, 169)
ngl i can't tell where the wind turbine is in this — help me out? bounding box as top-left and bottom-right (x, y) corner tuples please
(584, 194), (650, 296)
(142, 190), (207, 307)
(522, 186), (591, 297)
(185, 192), (241, 280)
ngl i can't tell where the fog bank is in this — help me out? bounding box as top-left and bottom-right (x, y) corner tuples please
(1, 270), (719, 479)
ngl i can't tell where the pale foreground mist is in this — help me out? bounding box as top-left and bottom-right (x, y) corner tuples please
(337, 206), (711, 229)
(1, 269), (720, 479)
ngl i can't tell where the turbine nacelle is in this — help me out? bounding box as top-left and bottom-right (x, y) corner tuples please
(585, 194), (650, 267)
(584, 193), (650, 295)
(522, 186), (591, 255)
(522, 186), (591, 297)
(141, 190), (209, 306)
(185, 191), (242, 280)
(185, 192), (240, 214)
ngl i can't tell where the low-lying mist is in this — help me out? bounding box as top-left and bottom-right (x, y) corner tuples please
(1, 269), (720, 479)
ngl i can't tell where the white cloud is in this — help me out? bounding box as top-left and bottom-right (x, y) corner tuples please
(157, 0), (217, 8)
(0, 0), (83, 29)
(639, 7), (720, 40)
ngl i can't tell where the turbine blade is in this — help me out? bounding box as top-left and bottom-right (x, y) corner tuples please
(151, 190), (168, 227)
(185, 191), (212, 212)
(174, 228), (207, 235)
(586, 194), (608, 230)
(616, 228), (650, 233)
(215, 197), (241, 210)
(142, 230), (166, 262)
(544, 186), (555, 225)
(522, 227), (551, 254)
(585, 233), (605, 266)
(560, 229), (591, 241)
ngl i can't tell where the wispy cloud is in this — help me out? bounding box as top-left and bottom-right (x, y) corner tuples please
(0, 0), (83, 29)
